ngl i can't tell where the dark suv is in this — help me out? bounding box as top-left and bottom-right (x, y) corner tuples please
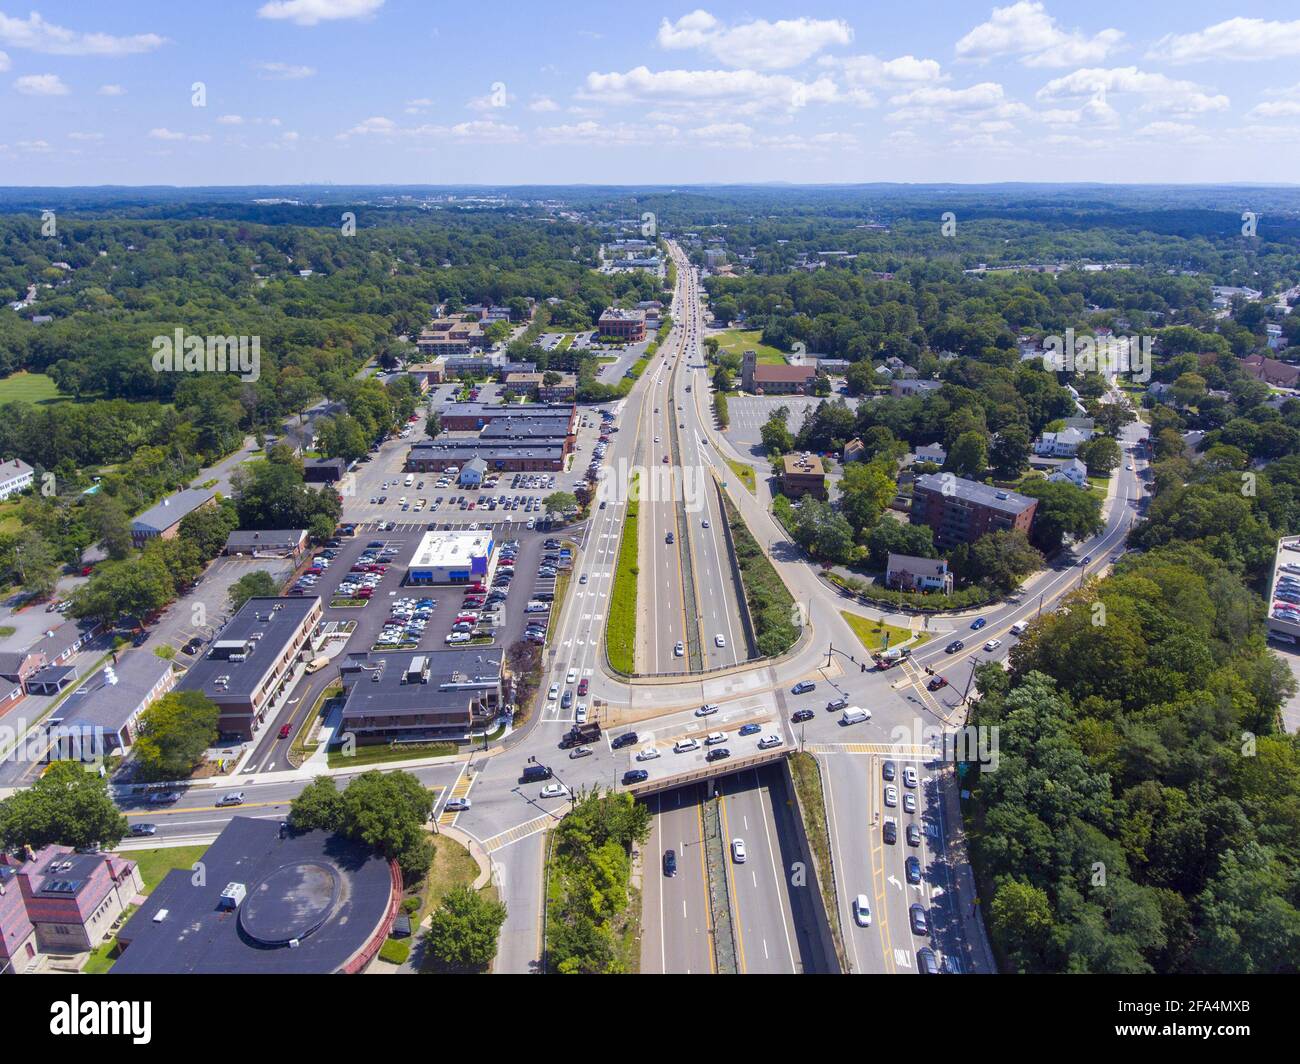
(883, 818), (897, 845)
(705, 747), (731, 762)
(612, 732), (638, 749)
(663, 849), (677, 877)
(623, 768), (648, 785)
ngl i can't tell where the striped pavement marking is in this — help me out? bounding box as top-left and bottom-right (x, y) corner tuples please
(482, 812), (559, 852)
(436, 769), (474, 826)
(805, 743), (935, 758)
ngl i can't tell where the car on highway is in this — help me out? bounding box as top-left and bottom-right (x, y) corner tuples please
(674, 641), (685, 656)
(577, 677), (589, 696)
(637, 747), (661, 761)
(792, 709), (814, 723)
(574, 703), (588, 724)
(147, 790), (181, 805)
(695, 703), (719, 716)
(130, 823), (158, 837)
(444, 797), (472, 812)
(623, 769), (649, 785)
(1081, 555), (1092, 565)
(566, 668), (578, 684)
(705, 747), (731, 762)
(758, 734), (782, 750)
(903, 792), (917, 813)
(853, 894), (872, 927)
(927, 676), (948, 691)
(882, 760), (896, 781)
(910, 903), (929, 936)
(884, 784), (898, 807)
(612, 731), (638, 749)
(561, 691), (573, 710)
(216, 792), (245, 807)
(970, 617), (986, 630)
(739, 723), (761, 736)
(945, 640), (964, 653)
(540, 783), (569, 798)
(663, 850), (677, 877)
(568, 745), (593, 760)
(883, 818), (897, 844)
(548, 683), (559, 701)
(907, 823), (921, 846)
(704, 731), (726, 746)
(903, 765), (918, 788)
(674, 738), (700, 753)
(792, 681), (816, 694)
(731, 838), (747, 863)
(983, 639), (1002, 652)
(714, 634), (726, 648)
(906, 855), (922, 884)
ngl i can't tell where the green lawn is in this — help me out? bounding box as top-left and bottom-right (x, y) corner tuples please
(327, 740), (457, 769)
(725, 457), (757, 493)
(118, 844), (210, 893)
(605, 475), (640, 674)
(716, 329), (788, 365)
(840, 612), (926, 652)
(0, 371), (70, 405)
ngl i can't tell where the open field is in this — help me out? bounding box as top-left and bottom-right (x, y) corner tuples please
(715, 329), (788, 365)
(0, 371), (69, 405)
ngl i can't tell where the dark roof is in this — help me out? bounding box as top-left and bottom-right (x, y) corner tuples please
(178, 597), (318, 701)
(112, 817), (396, 974)
(408, 441), (564, 462)
(438, 402), (574, 422)
(340, 649), (502, 722)
(131, 488), (216, 534)
(225, 529), (306, 550)
(479, 416), (572, 441)
(50, 651), (174, 735)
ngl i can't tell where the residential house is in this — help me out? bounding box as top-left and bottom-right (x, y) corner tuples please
(885, 554), (954, 594)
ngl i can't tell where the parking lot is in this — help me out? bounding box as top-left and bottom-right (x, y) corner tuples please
(282, 521), (567, 659)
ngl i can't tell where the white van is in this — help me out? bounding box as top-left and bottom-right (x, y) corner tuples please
(841, 707), (871, 726)
(404, 474), (414, 487)
(1010, 621), (1029, 636)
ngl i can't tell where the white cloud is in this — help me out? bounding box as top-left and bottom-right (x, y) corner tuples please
(217, 114), (244, 125)
(16, 138), (50, 152)
(256, 62), (316, 80)
(838, 54), (946, 88)
(0, 11), (164, 55)
(467, 88), (510, 111)
(404, 97), (433, 114)
(583, 66), (839, 112)
(342, 115), (522, 142)
(1249, 100), (1300, 120)
(537, 120), (678, 146)
(887, 81), (1028, 124)
(14, 73), (68, 95)
(1134, 121), (1210, 143)
(98, 84), (125, 96)
(0, 50), (8, 71)
(528, 95), (559, 112)
(347, 116), (398, 135)
(1036, 67), (1229, 115)
(1149, 18), (1300, 64)
(149, 128), (210, 142)
(956, 2), (1123, 68)
(257, 0), (384, 26)
(657, 10), (851, 70)
(67, 131), (103, 141)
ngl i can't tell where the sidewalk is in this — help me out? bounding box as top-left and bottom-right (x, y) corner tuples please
(939, 763), (997, 974)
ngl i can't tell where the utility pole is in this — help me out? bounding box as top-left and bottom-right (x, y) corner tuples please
(960, 656), (980, 704)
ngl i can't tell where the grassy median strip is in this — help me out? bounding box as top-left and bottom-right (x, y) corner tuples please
(788, 751), (847, 970)
(605, 474), (640, 674)
(839, 612), (926, 652)
(722, 493), (799, 658)
(724, 457), (756, 494)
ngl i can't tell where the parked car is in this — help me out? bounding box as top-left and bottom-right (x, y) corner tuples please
(792, 709), (815, 723)
(910, 903), (929, 936)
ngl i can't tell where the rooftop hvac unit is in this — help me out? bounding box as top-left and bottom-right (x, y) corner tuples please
(218, 882), (247, 910)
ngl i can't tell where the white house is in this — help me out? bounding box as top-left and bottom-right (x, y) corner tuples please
(0, 458), (34, 500)
(885, 553), (954, 594)
(1033, 426), (1091, 457)
(1049, 457), (1090, 489)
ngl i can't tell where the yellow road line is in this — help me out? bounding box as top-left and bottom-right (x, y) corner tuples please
(125, 800), (285, 818)
(717, 788), (747, 972)
(868, 754), (897, 974)
(695, 790), (717, 974)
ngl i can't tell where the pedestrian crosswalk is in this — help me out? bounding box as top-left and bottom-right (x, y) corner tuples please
(805, 742), (934, 758)
(436, 769), (475, 826)
(482, 812), (559, 852)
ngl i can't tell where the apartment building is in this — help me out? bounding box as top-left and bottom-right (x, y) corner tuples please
(597, 308), (647, 342)
(911, 474), (1038, 548)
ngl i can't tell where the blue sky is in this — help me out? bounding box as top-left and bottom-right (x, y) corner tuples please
(3, 1), (1300, 185)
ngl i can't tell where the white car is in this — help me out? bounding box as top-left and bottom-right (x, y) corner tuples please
(674, 641), (685, 657)
(636, 747), (662, 762)
(695, 703), (719, 717)
(444, 797), (471, 812)
(566, 668), (578, 684)
(575, 703), (588, 724)
(1126, 464), (1134, 471)
(903, 793), (917, 813)
(705, 732), (726, 746)
(983, 639), (1002, 652)
(673, 738), (700, 754)
(903, 765), (918, 788)
(854, 894), (872, 927)
(715, 634), (726, 648)
(731, 838), (747, 864)
(540, 783), (568, 799)
(884, 785), (898, 808)
(758, 734), (782, 750)
(548, 684), (560, 701)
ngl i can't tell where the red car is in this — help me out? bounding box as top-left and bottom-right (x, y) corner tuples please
(278, 723), (292, 739)
(577, 678), (589, 696)
(79, 564), (95, 577)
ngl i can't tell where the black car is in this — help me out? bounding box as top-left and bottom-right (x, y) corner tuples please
(663, 849), (677, 877)
(906, 855), (922, 884)
(910, 903), (929, 936)
(917, 946), (940, 974)
(623, 768), (648, 784)
(907, 823), (921, 847)
(945, 640), (964, 653)
(612, 732), (638, 750)
(792, 708), (814, 723)
(131, 630), (148, 647)
(882, 760), (896, 781)
(705, 747), (731, 762)
(883, 818), (897, 845)
(927, 676), (948, 691)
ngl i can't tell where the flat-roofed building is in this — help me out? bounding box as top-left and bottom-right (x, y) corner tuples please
(502, 372), (543, 398)
(407, 529), (494, 584)
(224, 529), (307, 560)
(437, 401), (576, 434)
(781, 453), (827, 500)
(406, 440), (565, 473)
(911, 474), (1037, 548)
(891, 378), (944, 398)
(177, 597), (322, 740)
(597, 307), (647, 342)
(337, 649), (503, 743)
(416, 315), (485, 357)
(539, 373), (577, 403)
(303, 458), (347, 484)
